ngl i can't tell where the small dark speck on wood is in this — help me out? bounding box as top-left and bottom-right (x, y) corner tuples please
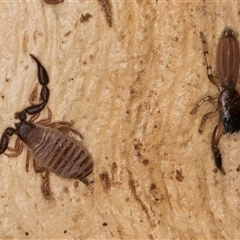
(41, 171), (53, 200)
(97, 0), (112, 27)
(99, 171), (111, 191)
(176, 169), (184, 182)
(80, 13), (92, 23)
(43, 0), (64, 4)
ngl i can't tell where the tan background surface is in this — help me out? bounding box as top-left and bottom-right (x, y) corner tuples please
(0, 1), (240, 239)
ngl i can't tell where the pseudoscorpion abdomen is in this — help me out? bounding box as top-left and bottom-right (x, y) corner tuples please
(29, 125), (93, 181)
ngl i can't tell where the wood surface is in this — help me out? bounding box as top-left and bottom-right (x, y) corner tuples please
(0, 1), (240, 239)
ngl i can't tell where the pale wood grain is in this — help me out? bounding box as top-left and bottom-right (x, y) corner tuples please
(0, 1), (239, 239)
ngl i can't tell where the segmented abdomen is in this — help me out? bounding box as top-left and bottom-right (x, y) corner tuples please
(28, 125), (93, 180)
